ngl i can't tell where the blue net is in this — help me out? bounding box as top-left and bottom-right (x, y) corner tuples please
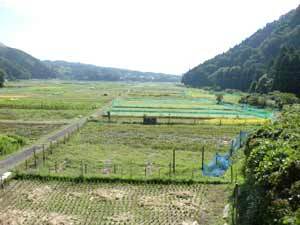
(202, 131), (248, 177)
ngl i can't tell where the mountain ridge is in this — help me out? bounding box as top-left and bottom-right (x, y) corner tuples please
(44, 60), (180, 82)
(0, 45), (179, 82)
(182, 5), (300, 93)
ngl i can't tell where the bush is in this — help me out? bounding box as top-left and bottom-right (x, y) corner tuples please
(0, 134), (26, 156)
(239, 106), (300, 225)
(239, 92), (300, 109)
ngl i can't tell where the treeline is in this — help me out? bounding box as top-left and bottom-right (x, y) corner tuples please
(239, 105), (300, 225)
(44, 60), (180, 82)
(0, 45), (56, 80)
(0, 43), (179, 85)
(182, 5), (300, 96)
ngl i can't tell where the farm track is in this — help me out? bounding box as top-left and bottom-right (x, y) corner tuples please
(0, 103), (110, 176)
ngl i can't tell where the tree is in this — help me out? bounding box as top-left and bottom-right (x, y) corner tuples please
(273, 47), (300, 96)
(0, 69), (5, 88)
(216, 94), (224, 104)
(255, 74), (273, 94)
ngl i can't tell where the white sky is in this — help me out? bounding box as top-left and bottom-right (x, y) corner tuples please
(0, 0), (299, 75)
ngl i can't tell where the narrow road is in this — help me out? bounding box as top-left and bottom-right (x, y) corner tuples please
(0, 103), (109, 176)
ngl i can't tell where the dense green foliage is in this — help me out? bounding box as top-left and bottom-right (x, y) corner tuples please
(239, 91), (299, 108)
(0, 45), (56, 80)
(272, 47), (300, 95)
(239, 105), (300, 225)
(182, 5), (300, 95)
(0, 68), (5, 87)
(44, 60), (180, 82)
(0, 134), (26, 156)
(0, 43), (179, 82)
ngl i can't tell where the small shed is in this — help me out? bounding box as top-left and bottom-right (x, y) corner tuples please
(143, 116), (157, 125)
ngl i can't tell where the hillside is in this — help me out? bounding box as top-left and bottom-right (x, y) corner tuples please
(0, 44), (179, 83)
(44, 60), (180, 82)
(182, 5), (300, 93)
(0, 44), (56, 80)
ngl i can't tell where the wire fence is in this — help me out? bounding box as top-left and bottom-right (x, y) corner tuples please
(14, 131), (249, 182)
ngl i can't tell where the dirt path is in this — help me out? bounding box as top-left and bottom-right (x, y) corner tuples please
(0, 104), (109, 176)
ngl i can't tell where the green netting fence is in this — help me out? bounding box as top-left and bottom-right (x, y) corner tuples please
(202, 131), (249, 177)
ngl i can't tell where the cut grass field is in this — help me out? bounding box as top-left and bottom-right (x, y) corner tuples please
(21, 121), (256, 181)
(0, 179), (229, 225)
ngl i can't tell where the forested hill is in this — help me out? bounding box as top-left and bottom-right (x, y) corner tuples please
(0, 43), (179, 82)
(0, 44), (56, 80)
(182, 5), (300, 94)
(44, 60), (180, 82)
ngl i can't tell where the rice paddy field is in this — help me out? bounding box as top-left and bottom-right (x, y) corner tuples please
(0, 179), (228, 225)
(109, 93), (273, 121)
(0, 80), (274, 224)
(0, 80), (128, 121)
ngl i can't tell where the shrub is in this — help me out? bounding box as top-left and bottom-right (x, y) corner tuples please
(0, 134), (26, 156)
(239, 92), (300, 109)
(239, 106), (300, 225)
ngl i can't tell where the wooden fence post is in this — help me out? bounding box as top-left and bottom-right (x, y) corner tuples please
(172, 149), (176, 174)
(42, 148), (46, 165)
(33, 149), (37, 168)
(81, 161), (84, 176)
(230, 140), (234, 156)
(113, 164), (116, 174)
(232, 184), (240, 225)
(107, 111), (111, 122)
(55, 161), (57, 173)
(0, 176), (3, 189)
(50, 141), (53, 154)
(231, 165), (233, 184)
(169, 163), (172, 178)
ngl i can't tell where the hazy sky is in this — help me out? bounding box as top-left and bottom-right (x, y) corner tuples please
(0, 0), (299, 75)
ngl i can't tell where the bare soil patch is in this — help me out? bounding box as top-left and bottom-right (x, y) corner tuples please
(90, 188), (126, 201)
(0, 209), (34, 225)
